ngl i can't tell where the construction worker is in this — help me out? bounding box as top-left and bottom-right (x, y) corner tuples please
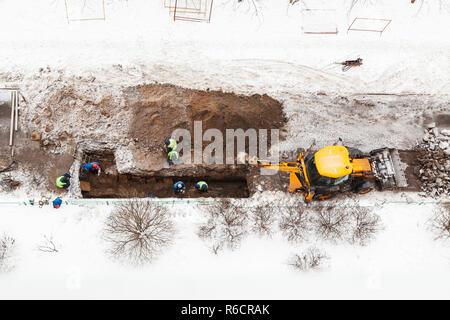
(174, 181), (186, 194)
(165, 138), (178, 152)
(52, 197), (62, 209)
(82, 162), (101, 175)
(56, 173), (71, 189)
(195, 181), (208, 192)
(168, 150), (179, 165)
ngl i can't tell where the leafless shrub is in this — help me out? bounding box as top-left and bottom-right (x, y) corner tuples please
(413, 0), (450, 14)
(349, 207), (382, 245)
(347, 0), (449, 17)
(37, 235), (59, 253)
(0, 234), (16, 273)
(104, 200), (175, 264)
(279, 206), (312, 242)
(288, 247), (328, 271)
(198, 199), (248, 253)
(250, 203), (276, 237)
(312, 206), (351, 241)
(346, 0), (380, 17)
(210, 243), (223, 255)
(428, 204), (450, 241)
(232, 0), (262, 19)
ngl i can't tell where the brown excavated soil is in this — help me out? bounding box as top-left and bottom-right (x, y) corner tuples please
(126, 84), (286, 169)
(18, 83), (285, 196)
(128, 84), (285, 146)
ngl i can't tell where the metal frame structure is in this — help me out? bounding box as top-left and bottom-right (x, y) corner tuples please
(347, 17), (392, 35)
(64, 0), (106, 23)
(0, 88), (20, 156)
(301, 8), (338, 35)
(164, 0), (202, 13)
(167, 0), (214, 23)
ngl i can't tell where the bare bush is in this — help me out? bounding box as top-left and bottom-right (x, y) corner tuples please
(233, 0), (262, 19)
(349, 207), (382, 245)
(428, 204), (450, 241)
(198, 199), (248, 253)
(37, 235), (59, 253)
(250, 203), (276, 237)
(288, 247), (328, 271)
(0, 234), (16, 273)
(104, 200), (175, 264)
(279, 206), (312, 242)
(312, 206), (351, 241)
(413, 0), (450, 14)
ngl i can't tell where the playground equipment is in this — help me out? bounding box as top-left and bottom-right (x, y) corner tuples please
(301, 8), (338, 35)
(64, 0), (106, 23)
(164, 0), (213, 23)
(347, 17), (392, 36)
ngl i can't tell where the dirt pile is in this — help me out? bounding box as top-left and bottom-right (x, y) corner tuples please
(127, 84), (285, 158)
(19, 82), (285, 195)
(415, 124), (450, 198)
(28, 82), (285, 175)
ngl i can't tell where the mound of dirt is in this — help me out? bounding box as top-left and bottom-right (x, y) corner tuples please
(15, 82), (285, 192)
(127, 83), (285, 153)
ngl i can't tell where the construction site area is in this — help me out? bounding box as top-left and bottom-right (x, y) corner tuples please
(0, 81), (448, 201)
(0, 0), (449, 301)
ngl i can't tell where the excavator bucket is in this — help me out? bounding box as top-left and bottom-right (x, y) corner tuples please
(369, 148), (408, 189)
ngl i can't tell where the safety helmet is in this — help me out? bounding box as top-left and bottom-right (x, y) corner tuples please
(55, 205), (59, 209)
(178, 184), (182, 188)
(93, 163), (99, 169)
(165, 139), (170, 145)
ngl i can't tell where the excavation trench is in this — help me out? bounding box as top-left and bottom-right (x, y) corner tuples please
(79, 152), (250, 198)
(77, 148), (422, 200)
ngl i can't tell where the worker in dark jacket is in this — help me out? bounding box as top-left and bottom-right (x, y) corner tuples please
(82, 162), (101, 175)
(195, 181), (208, 192)
(174, 181), (186, 194)
(56, 173), (71, 189)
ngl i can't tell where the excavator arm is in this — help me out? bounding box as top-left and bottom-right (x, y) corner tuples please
(252, 154), (314, 202)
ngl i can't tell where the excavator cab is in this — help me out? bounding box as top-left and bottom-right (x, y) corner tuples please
(304, 146), (353, 187)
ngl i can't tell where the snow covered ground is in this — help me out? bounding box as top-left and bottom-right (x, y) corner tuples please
(0, 0), (449, 95)
(0, 195), (449, 299)
(0, 0), (449, 299)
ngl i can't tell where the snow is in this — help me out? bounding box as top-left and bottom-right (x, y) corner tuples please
(0, 0), (450, 299)
(0, 199), (449, 299)
(0, 0), (449, 95)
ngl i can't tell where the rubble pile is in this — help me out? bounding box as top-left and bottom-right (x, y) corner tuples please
(415, 123), (450, 198)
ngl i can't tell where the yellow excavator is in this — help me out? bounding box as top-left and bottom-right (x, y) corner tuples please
(253, 145), (407, 202)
